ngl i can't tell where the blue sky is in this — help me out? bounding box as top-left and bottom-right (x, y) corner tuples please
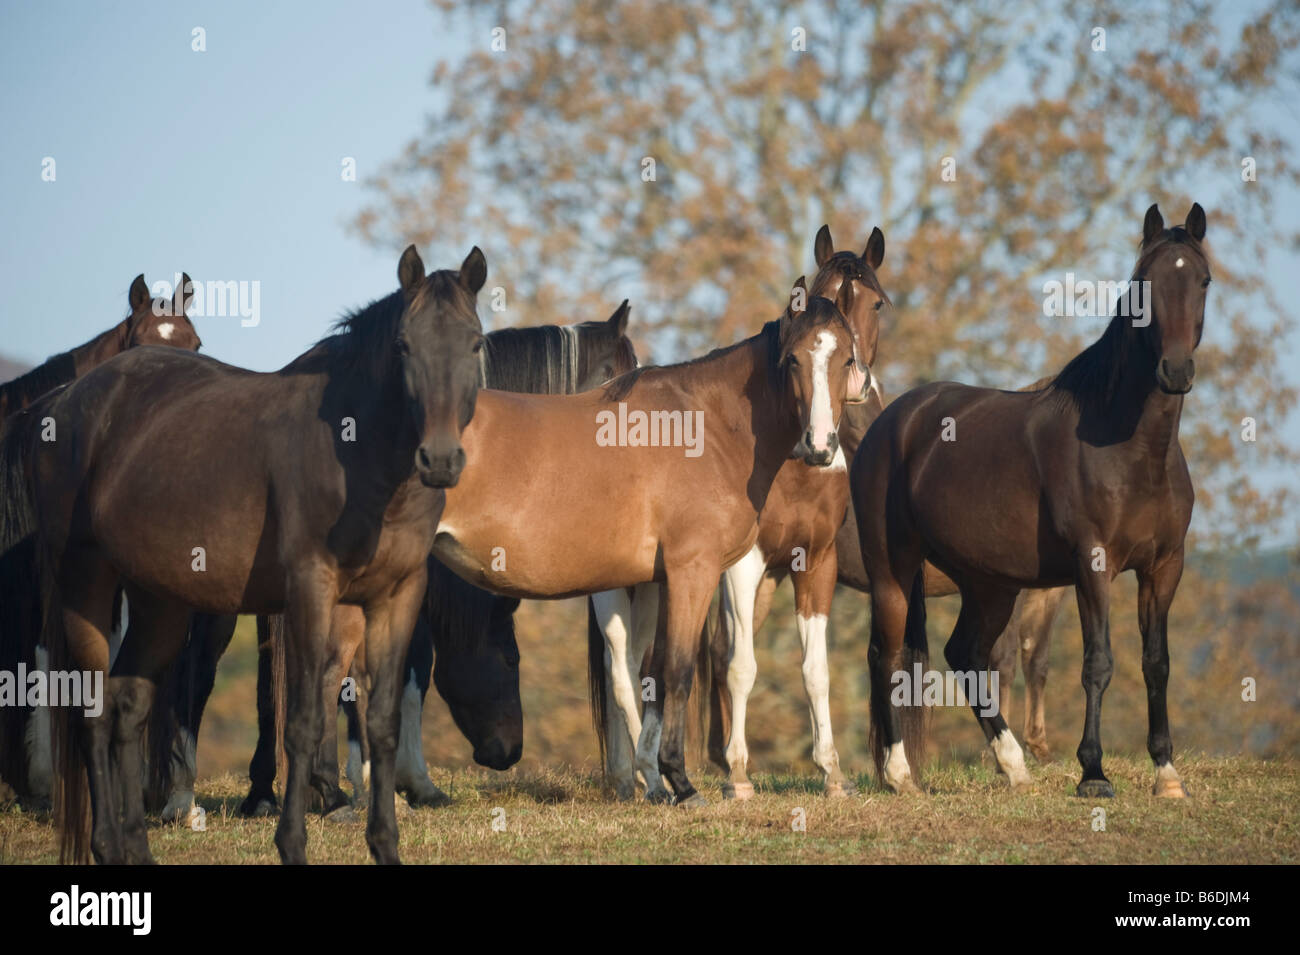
(2, 1), (1296, 540)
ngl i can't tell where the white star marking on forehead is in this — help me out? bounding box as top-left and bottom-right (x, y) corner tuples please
(1175, 257), (1185, 268)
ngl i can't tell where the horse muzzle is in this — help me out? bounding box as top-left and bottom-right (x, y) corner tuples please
(1156, 356), (1195, 395)
(416, 444), (466, 487)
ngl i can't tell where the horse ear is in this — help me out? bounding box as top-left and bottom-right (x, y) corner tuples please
(864, 226), (885, 271)
(1185, 202), (1206, 241)
(1143, 204), (1164, 245)
(607, 299), (630, 334)
(814, 225), (834, 268)
(459, 246), (487, 295)
(128, 274), (150, 312)
(398, 245), (425, 295)
(172, 273), (194, 315)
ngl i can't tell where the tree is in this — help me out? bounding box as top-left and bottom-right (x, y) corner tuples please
(355, 0), (1300, 546)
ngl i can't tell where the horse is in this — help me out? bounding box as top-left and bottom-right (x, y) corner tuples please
(850, 202), (1208, 798)
(0, 273), (201, 422)
(15, 244), (486, 864)
(218, 302), (644, 815)
(433, 277), (860, 805)
(0, 274), (201, 806)
(585, 224), (891, 801)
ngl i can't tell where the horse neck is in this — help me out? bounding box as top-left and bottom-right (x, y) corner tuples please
(708, 329), (801, 473)
(70, 318), (131, 374)
(836, 399), (879, 460)
(1078, 319), (1185, 459)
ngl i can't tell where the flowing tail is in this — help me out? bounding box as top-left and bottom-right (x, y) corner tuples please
(869, 569), (931, 783)
(586, 596), (609, 777)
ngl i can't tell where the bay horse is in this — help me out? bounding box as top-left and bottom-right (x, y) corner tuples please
(850, 203), (1208, 798)
(18, 244), (486, 864)
(214, 301), (638, 818)
(0, 273), (201, 421)
(0, 274), (200, 805)
(586, 225), (889, 801)
(433, 277), (860, 805)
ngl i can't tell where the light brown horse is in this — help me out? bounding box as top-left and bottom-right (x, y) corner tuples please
(433, 279), (860, 804)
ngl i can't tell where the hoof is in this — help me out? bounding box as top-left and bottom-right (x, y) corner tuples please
(825, 779), (857, 798)
(400, 782), (452, 809)
(674, 792), (708, 809)
(1076, 778), (1115, 799)
(240, 796), (278, 818)
(1025, 743), (1051, 762)
(612, 783), (637, 802)
(722, 780), (755, 801)
(160, 790), (195, 823)
(324, 804), (360, 824)
(1007, 771), (1033, 792)
(1154, 778), (1188, 798)
(886, 777), (921, 795)
(644, 788), (673, 805)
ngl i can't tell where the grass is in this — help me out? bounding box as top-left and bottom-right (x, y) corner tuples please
(1, 753), (1295, 864)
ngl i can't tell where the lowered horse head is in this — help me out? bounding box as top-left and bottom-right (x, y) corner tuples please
(1136, 203), (1210, 394)
(124, 273), (203, 351)
(778, 276), (859, 466)
(812, 223), (890, 402)
(393, 245), (487, 486)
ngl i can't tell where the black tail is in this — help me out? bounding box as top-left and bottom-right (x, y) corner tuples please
(869, 570), (930, 783)
(586, 596), (609, 776)
(0, 411), (42, 797)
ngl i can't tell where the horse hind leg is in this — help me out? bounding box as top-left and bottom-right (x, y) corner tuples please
(1019, 588), (1064, 761)
(944, 584), (1030, 791)
(240, 616), (279, 817)
(792, 552), (853, 797)
(111, 587), (194, 863)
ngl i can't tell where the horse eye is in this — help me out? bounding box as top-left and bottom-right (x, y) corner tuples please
(472, 338), (484, 354)
(1201, 277), (1211, 289)
(787, 355), (800, 367)
(394, 338), (410, 356)
(874, 300), (884, 311)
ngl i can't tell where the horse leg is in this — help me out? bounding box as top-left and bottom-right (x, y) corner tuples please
(988, 595), (1021, 732)
(394, 603), (448, 807)
(628, 581), (670, 800)
(273, 580), (334, 865)
(313, 605), (364, 820)
(591, 587), (639, 799)
(1073, 555), (1115, 798)
(867, 572), (918, 793)
(655, 560), (718, 807)
(1138, 553), (1187, 798)
(240, 616), (279, 816)
(1019, 588), (1063, 761)
(944, 585), (1028, 789)
(161, 613), (236, 823)
(716, 547), (762, 799)
(55, 549), (121, 863)
(361, 568), (427, 865)
(110, 588), (192, 863)
(792, 550), (852, 796)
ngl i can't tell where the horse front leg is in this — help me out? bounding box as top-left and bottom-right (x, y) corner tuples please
(311, 605), (364, 820)
(655, 560), (719, 807)
(1138, 553), (1187, 798)
(274, 578), (334, 865)
(590, 587), (640, 800)
(792, 549), (853, 797)
(718, 548), (763, 799)
(1073, 554), (1114, 798)
(362, 566), (428, 865)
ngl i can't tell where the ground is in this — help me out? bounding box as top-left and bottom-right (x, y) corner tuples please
(1, 753), (1294, 864)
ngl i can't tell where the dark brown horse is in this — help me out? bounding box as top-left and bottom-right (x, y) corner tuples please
(850, 203), (1208, 798)
(0, 274), (201, 805)
(433, 278), (859, 804)
(17, 245), (485, 863)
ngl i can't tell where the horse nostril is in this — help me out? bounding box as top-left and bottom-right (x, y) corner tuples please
(417, 446), (433, 471)
(827, 433), (840, 455)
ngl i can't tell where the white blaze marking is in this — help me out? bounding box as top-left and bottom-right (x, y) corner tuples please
(807, 330), (837, 452)
(157, 322), (175, 339)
